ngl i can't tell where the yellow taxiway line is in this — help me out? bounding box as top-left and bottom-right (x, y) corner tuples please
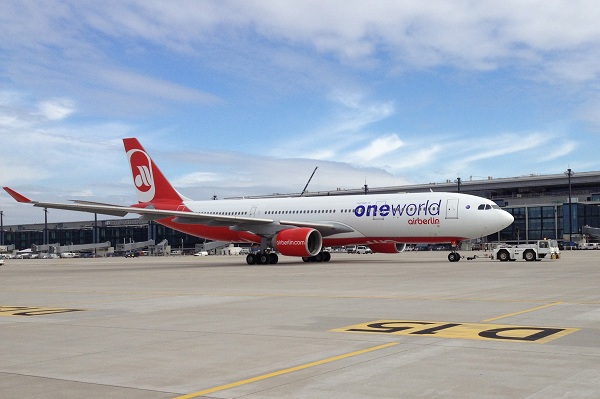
(171, 342), (398, 399)
(482, 301), (562, 322)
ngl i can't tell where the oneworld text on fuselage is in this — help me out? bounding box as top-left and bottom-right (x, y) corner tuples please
(354, 199), (441, 218)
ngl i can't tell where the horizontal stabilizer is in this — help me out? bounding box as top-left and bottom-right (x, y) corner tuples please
(33, 202), (131, 217)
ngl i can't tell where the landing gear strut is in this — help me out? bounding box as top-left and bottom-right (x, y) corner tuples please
(246, 237), (280, 265)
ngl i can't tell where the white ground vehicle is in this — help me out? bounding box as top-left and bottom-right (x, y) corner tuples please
(493, 240), (560, 262)
(355, 246), (373, 254)
(60, 252), (77, 258)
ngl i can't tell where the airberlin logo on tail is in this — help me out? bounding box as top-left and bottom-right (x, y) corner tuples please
(135, 165), (152, 189)
(127, 149), (155, 202)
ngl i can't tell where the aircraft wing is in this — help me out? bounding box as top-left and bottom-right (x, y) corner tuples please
(2, 187), (354, 237)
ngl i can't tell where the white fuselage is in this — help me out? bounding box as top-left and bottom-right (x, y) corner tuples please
(174, 192), (513, 245)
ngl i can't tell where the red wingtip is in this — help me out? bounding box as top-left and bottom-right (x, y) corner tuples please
(3, 187), (33, 203)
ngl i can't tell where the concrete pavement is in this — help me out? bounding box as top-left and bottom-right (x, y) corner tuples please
(1, 250), (598, 398)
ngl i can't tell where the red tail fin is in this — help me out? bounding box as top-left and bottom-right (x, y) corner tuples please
(3, 187), (33, 203)
(123, 138), (183, 204)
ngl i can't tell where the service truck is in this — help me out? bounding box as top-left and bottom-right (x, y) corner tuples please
(492, 240), (560, 262)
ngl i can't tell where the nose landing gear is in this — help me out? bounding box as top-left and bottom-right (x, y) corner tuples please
(447, 252), (461, 262)
(448, 242), (461, 262)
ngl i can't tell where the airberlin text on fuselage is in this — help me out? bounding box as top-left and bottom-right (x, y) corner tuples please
(277, 240), (305, 246)
(354, 200), (441, 220)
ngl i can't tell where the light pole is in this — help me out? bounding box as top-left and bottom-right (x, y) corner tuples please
(44, 208), (48, 246)
(0, 210), (4, 246)
(565, 168), (574, 246)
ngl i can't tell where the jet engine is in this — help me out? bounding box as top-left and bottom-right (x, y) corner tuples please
(368, 242), (407, 253)
(272, 228), (322, 257)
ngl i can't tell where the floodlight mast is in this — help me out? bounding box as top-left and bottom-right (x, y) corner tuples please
(565, 168), (574, 245)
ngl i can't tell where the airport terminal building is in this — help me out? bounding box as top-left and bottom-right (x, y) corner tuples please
(1, 171), (599, 253)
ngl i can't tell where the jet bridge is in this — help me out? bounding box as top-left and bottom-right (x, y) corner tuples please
(197, 241), (231, 253)
(33, 242), (112, 255)
(582, 225), (600, 238)
(116, 239), (156, 253)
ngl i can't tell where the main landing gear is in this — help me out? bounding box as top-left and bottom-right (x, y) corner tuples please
(302, 251), (331, 262)
(246, 251), (279, 265)
(246, 250), (332, 264)
(246, 238), (280, 265)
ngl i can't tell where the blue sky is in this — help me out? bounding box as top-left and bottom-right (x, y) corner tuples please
(1, 1), (600, 224)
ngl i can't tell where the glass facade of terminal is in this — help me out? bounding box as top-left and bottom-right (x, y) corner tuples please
(493, 203), (600, 243)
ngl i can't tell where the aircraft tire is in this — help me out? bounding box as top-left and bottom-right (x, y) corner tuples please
(246, 254), (256, 265)
(448, 252), (460, 262)
(257, 253), (269, 264)
(322, 251), (331, 262)
(269, 253), (279, 264)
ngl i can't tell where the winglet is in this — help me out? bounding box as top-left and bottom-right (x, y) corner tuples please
(3, 187), (33, 203)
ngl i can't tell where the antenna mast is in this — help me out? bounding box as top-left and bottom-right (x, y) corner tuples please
(300, 166), (319, 196)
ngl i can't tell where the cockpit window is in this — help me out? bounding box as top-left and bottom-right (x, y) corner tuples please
(478, 204), (496, 210)
(478, 204), (486, 210)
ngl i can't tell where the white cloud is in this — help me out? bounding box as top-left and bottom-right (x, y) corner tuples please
(0, 92), (134, 191)
(348, 134), (404, 162)
(96, 69), (220, 104)
(272, 92), (395, 160)
(383, 144), (443, 172)
(172, 172), (219, 187)
(37, 98), (75, 120)
(539, 140), (577, 162)
(4, 1), (600, 85)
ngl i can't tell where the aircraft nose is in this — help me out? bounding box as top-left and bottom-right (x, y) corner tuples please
(500, 209), (514, 228)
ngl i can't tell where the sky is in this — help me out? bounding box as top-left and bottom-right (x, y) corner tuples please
(2, 1), (600, 225)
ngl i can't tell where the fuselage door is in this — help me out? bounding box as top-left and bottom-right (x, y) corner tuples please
(249, 206), (257, 217)
(445, 198), (459, 219)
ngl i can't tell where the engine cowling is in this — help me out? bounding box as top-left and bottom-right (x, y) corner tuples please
(271, 228), (322, 257)
(368, 242), (407, 253)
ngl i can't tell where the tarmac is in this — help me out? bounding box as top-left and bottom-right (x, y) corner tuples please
(0, 250), (599, 398)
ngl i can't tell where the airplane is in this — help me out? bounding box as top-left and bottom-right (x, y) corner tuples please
(3, 138), (514, 264)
